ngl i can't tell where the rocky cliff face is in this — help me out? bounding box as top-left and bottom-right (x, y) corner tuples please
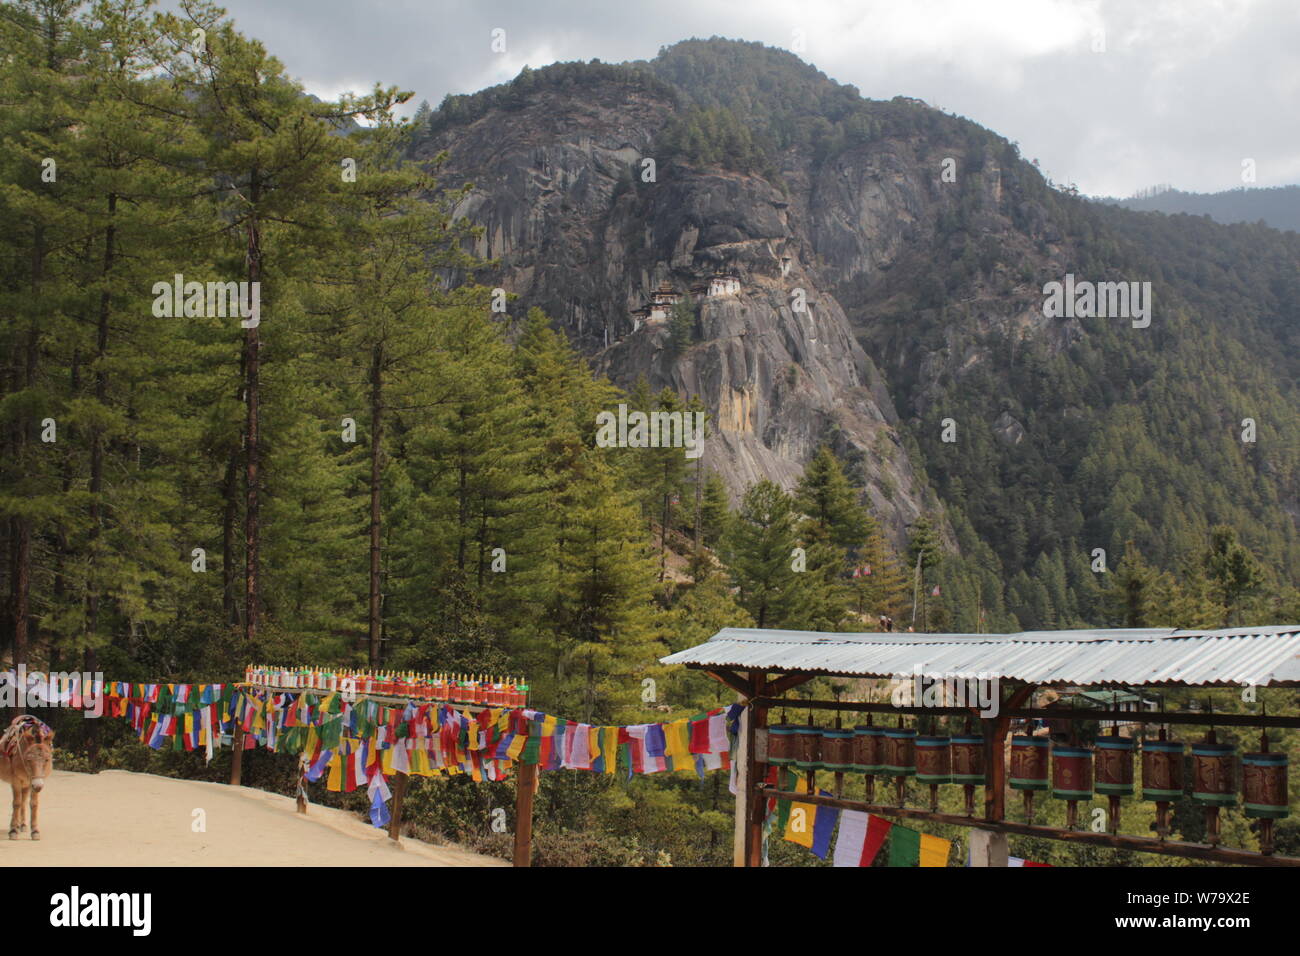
(422, 82), (943, 542)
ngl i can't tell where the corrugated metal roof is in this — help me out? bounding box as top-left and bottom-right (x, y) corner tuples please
(659, 625), (1300, 687)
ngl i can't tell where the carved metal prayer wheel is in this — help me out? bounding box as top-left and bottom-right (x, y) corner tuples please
(1242, 731), (1289, 856)
(852, 725), (884, 772)
(767, 725), (797, 767)
(820, 728), (855, 773)
(915, 735), (951, 811)
(854, 724), (886, 801)
(883, 728), (916, 775)
(1242, 752), (1289, 820)
(1053, 745), (1093, 829)
(1142, 739), (1184, 800)
(1095, 732), (1134, 833)
(1141, 735), (1184, 839)
(1191, 743), (1236, 806)
(884, 726), (916, 806)
(950, 733), (985, 816)
(1010, 734), (1049, 820)
(1192, 732), (1236, 846)
(915, 736), (951, 783)
(791, 726), (823, 772)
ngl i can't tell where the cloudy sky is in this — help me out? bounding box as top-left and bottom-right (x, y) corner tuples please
(193, 0), (1299, 198)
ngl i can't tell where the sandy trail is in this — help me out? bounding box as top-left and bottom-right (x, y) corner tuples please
(1, 769), (506, 867)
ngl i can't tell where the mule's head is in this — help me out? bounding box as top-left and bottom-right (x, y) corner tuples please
(18, 725), (54, 791)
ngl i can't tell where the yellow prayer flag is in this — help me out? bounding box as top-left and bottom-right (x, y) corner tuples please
(782, 777), (816, 848)
(506, 731), (527, 761)
(919, 833), (951, 867)
(666, 720), (694, 773)
(601, 727), (620, 774)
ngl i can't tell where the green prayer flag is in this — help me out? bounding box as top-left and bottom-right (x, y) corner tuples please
(888, 824), (920, 867)
(522, 731), (541, 765)
(776, 768), (795, 832)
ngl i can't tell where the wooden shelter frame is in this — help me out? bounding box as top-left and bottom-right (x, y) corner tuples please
(711, 669), (1300, 868)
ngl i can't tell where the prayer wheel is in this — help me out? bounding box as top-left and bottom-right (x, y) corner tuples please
(915, 736), (951, 784)
(1242, 752), (1289, 820)
(949, 735), (986, 784)
(1052, 745), (1093, 829)
(1010, 734), (1049, 820)
(792, 725), (823, 771)
(1141, 734), (1184, 839)
(916, 735), (951, 811)
(884, 726), (916, 806)
(1242, 730), (1289, 856)
(883, 728), (917, 776)
(1141, 738), (1184, 801)
(1095, 735), (1135, 797)
(1191, 743), (1236, 807)
(1095, 732), (1134, 833)
(1192, 731), (1236, 846)
(767, 725), (797, 767)
(852, 725), (884, 773)
(821, 728), (855, 772)
(854, 724), (886, 802)
(950, 733), (985, 817)
(1010, 735), (1049, 790)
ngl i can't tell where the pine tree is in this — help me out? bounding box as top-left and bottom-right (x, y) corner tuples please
(726, 480), (809, 629)
(851, 525), (910, 623)
(166, 2), (410, 648)
(1201, 525), (1264, 626)
(794, 446), (869, 551)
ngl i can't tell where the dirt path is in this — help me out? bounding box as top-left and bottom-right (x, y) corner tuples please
(1, 769), (506, 867)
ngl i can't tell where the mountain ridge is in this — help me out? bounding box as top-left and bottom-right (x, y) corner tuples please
(413, 38), (1300, 616)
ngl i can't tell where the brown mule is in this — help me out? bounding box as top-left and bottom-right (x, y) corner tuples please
(0, 716), (54, 840)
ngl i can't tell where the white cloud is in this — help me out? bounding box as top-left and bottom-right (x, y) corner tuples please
(192, 0), (1299, 197)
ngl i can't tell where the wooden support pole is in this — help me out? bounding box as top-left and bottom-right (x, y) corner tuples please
(732, 703), (749, 866)
(513, 761), (537, 867)
(229, 725), (244, 786)
(387, 771), (409, 842)
(985, 684), (1036, 822)
(737, 670), (767, 868)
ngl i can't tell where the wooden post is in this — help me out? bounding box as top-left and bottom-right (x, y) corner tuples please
(732, 703), (750, 866)
(387, 771), (409, 842)
(985, 684), (1035, 822)
(744, 671), (767, 868)
(229, 725), (245, 786)
(513, 761), (537, 867)
(983, 716), (1004, 821)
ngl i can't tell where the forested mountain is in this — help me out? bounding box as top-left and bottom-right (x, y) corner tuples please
(413, 37), (1300, 633)
(1099, 184), (1300, 234)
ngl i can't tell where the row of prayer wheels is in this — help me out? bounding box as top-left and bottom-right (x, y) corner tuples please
(767, 723), (989, 814)
(769, 720), (1290, 854)
(244, 665), (529, 707)
(1008, 728), (1290, 852)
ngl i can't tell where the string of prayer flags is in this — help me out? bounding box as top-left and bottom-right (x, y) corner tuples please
(92, 676), (743, 833)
